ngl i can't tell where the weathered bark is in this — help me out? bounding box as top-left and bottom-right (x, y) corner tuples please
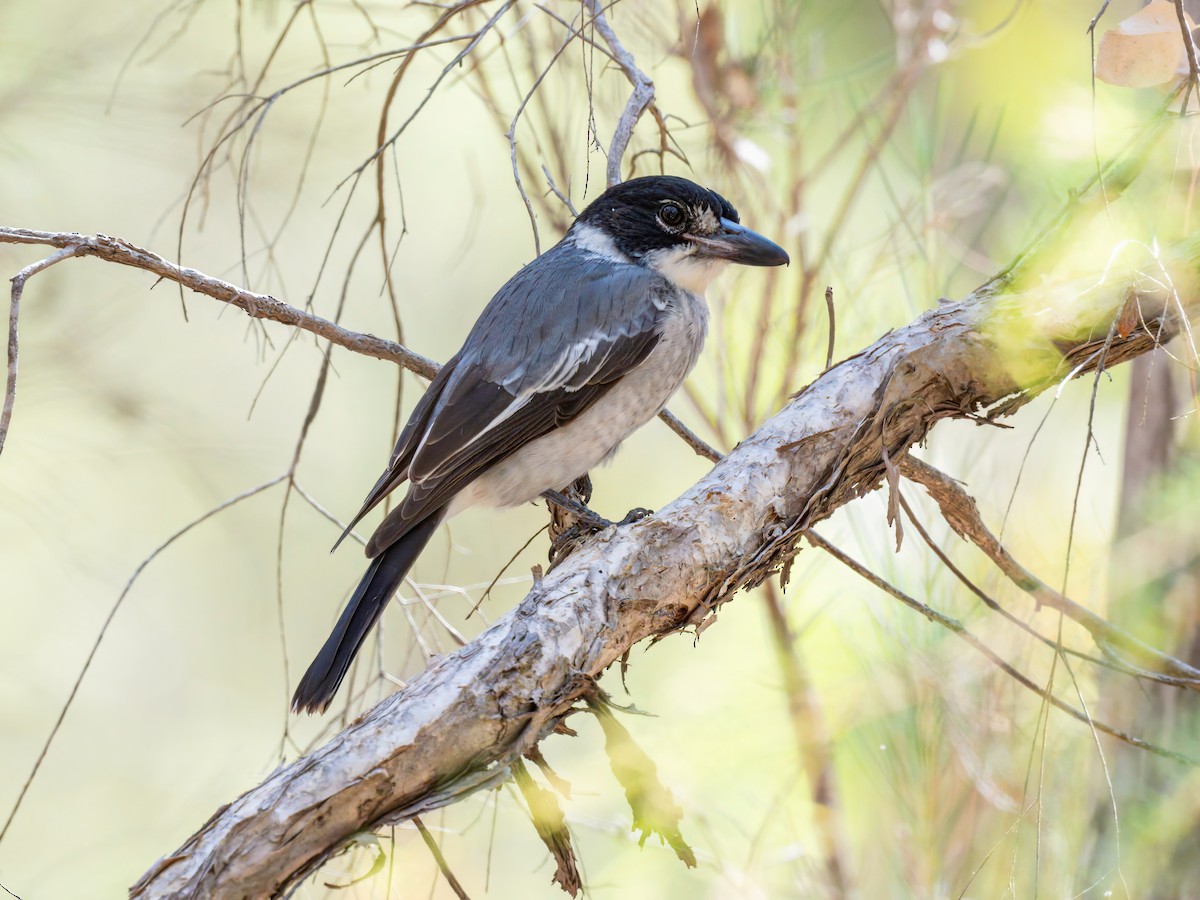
(130, 252), (1192, 898)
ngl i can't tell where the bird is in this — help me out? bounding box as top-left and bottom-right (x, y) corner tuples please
(292, 175), (789, 714)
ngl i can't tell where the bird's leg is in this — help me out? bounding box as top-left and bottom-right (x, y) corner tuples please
(544, 477), (602, 568)
(543, 479), (655, 569)
(543, 491), (655, 527)
(542, 489), (613, 530)
(543, 485), (654, 532)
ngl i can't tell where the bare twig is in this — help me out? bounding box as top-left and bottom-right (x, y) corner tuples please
(804, 530), (1199, 766)
(779, 61), (926, 398)
(542, 164), (578, 217)
(0, 475), (288, 845)
(412, 816), (473, 900)
(899, 456), (1200, 689)
(2, 245), (79, 456)
(505, 6), (582, 253)
(0, 228), (437, 378)
(467, 525), (547, 619)
(657, 409), (722, 463)
(586, 0), (655, 186)
(369, 0), (511, 330)
(1173, 0), (1200, 114)
(823, 285), (836, 371)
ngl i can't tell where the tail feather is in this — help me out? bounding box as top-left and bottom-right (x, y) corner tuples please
(292, 511), (445, 714)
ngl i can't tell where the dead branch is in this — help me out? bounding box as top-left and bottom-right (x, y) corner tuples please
(899, 455), (1200, 688)
(123, 238), (1195, 897)
(802, 529), (1200, 766)
(0, 227), (438, 379)
(2, 245), (76, 456)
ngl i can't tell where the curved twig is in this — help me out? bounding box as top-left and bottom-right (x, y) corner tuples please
(2, 246), (80, 456)
(900, 455), (1200, 689)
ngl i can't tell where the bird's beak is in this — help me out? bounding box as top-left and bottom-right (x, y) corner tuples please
(689, 218), (790, 267)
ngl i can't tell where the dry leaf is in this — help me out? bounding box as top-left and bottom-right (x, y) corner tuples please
(1096, 0), (1196, 88)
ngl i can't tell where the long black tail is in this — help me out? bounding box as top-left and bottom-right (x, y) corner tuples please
(291, 510), (445, 714)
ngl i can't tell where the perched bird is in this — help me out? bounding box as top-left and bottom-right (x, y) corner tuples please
(292, 175), (789, 714)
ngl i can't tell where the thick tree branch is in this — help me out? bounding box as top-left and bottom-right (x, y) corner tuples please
(120, 239), (1194, 897)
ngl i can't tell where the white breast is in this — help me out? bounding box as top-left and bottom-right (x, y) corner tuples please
(448, 291), (709, 513)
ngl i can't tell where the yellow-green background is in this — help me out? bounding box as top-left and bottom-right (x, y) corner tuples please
(2, 1), (1198, 898)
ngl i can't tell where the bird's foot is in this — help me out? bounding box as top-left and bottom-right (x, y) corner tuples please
(542, 491), (654, 531)
(542, 489), (613, 530)
(617, 507), (653, 526)
(543, 491), (652, 568)
(547, 522), (592, 567)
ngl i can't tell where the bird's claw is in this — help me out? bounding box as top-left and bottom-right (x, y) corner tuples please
(543, 490), (652, 531)
(618, 507), (653, 526)
(543, 489), (611, 530)
(543, 493), (653, 568)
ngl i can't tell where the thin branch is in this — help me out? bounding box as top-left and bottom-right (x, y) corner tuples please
(898, 492), (1111, 668)
(1174, 0), (1200, 114)
(412, 817), (473, 900)
(779, 61), (926, 398)
(586, 0), (655, 186)
(0, 475), (287, 845)
(804, 530), (1200, 766)
(542, 164), (578, 217)
(505, 4), (581, 253)
(2, 245), (79, 456)
(0, 228), (437, 378)
(657, 409), (722, 463)
(369, 1), (511, 340)
(361, 0), (506, 183)
(467, 525), (548, 619)
(899, 455), (1200, 689)
(823, 285), (836, 372)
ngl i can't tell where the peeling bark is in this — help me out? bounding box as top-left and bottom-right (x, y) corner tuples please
(131, 256), (1192, 898)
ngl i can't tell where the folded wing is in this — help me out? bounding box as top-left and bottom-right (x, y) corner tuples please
(341, 246), (673, 557)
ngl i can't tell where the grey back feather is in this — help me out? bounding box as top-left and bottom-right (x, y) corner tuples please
(353, 240), (674, 556)
(463, 244), (672, 395)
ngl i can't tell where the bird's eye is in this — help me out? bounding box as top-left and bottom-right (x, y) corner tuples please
(658, 203), (685, 228)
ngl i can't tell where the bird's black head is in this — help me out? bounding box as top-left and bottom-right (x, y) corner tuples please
(568, 175), (788, 293)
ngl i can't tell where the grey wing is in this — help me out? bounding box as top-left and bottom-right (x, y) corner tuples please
(362, 249), (672, 557)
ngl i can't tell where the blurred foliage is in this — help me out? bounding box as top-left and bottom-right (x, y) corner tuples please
(2, 0), (1200, 898)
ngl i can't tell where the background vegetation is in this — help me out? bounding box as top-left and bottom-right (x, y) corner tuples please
(2, 1), (1198, 897)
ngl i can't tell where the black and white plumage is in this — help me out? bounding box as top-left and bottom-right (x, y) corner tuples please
(292, 175), (789, 714)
